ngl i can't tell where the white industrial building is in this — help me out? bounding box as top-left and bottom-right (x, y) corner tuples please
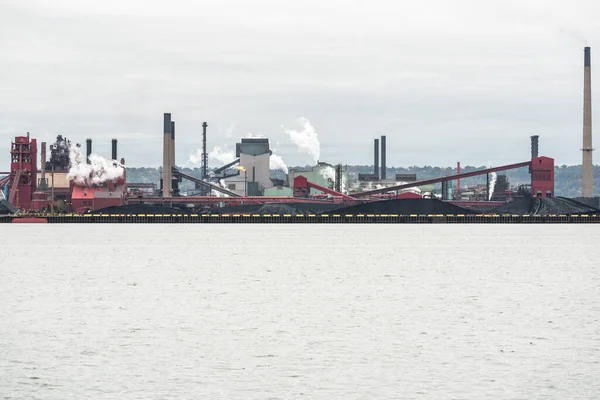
(222, 138), (274, 196)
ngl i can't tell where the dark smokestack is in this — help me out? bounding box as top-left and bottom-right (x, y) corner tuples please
(40, 142), (47, 187)
(195, 122), (209, 194)
(171, 121), (178, 195)
(202, 122), (208, 179)
(111, 139), (117, 161)
(86, 138), (92, 164)
(171, 121), (175, 167)
(380, 135), (387, 180)
(582, 46), (593, 197)
(530, 135), (539, 159)
(374, 138), (379, 177)
(163, 113), (172, 197)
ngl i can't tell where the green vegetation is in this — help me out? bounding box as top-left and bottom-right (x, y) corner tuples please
(125, 165), (600, 198)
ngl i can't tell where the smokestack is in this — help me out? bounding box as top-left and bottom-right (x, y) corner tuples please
(582, 46), (593, 197)
(198, 122), (208, 195)
(171, 121), (178, 196)
(380, 135), (387, 180)
(86, 138), (92, 164)
(202, 122), (208, 179)
(171, 121), (175, 164)
(457, 161), (461, 194)
(111, 138), (118, 161)
(171, 121), (175, 168)
(41, 142), (46, 187)
(530, 135), (539, 159)
(374, 138), (379, 177)
(163, 113), (172, 197)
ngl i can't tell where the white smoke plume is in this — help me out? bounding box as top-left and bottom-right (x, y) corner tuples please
(488, 172), (497, 201)
(67, 144), (124, 187)
(319, 165), (335, 182)
(270, 153), (288, 173)
(208, 146), (236, 166)
(189, 145), (236, 166)
(283, 117), (321, 163)
(188, 149), (203, 165)
(318, 165), (349, 194)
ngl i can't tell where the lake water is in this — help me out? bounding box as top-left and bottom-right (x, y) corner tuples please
(1, 225), (599, 399)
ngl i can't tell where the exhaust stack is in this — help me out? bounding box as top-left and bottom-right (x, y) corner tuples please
(380, 135), (387, 180)
(202, 122), (208, 180)
(171, 121), (175, 169)
(111, 139), (117, 161)
(374, 138), (379, 178)
(531, 135), (539, 159)
(40, 142), (47, 187)
(163, 113), (172, 197)
(86, 139), (92, 164)
(582, 46), (593, 197)
(171, 121), (178, 196)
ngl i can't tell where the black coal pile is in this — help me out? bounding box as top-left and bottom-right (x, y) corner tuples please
(213, 202), (344, 215)
(489, 197), (600, 215)
(91, 204), (187, 215)
(488, 198), (535, 214)
(538, 197), (600, 215)
(329, 198), (476, 215)
(0, 200), (18, 214)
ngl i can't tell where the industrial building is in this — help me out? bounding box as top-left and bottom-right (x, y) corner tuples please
(221, 138), (274, 196)
(0, 46), (597, 218)
(0, 134), (126, 213)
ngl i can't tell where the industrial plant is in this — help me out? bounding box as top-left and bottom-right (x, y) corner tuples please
(1, 47), (599, 222)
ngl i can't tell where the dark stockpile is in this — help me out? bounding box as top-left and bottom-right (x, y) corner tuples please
(328, 198), (477, 215)
(538, 197), (600, 215)
(91, 204), (188, 215)
(489, 197), (600, 215)
(488, 198), (535, 214)
(0, 200), (18, 214)
(212, 202), (345, 215)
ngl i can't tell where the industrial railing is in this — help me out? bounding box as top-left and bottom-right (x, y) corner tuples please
(3, 213), (600, 224)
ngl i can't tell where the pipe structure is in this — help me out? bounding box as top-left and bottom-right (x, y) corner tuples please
(380, 135), (387, 180)
(163, 113), (172, 197)
(352, 161), (532, 198)
(374, 138), (379, 177)
(582, 46), (593, 197)
(111, 138), (118, 161)
(86, 138), (92, 164)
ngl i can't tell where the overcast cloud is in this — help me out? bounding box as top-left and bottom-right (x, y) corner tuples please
(1, 0), (599, 169)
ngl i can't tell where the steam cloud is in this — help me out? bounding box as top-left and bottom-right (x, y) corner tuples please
(67, 144), (124, 186)
(270, 153), (288, 173)
(283, 117), (321, 163)
(488, 172), (497, 200)
(318, 165), (349, 194)
(188, 149), (203, 165)
(189, 145), (236, 166)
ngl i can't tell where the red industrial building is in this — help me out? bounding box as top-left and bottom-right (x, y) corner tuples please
(530, 156), (554, 198)
(8, 134), (37, 210)
(70, 162), (126, 213)
(1, 134), (126, 212)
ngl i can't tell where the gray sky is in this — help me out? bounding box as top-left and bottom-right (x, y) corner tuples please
(1, 0), (599, 169)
